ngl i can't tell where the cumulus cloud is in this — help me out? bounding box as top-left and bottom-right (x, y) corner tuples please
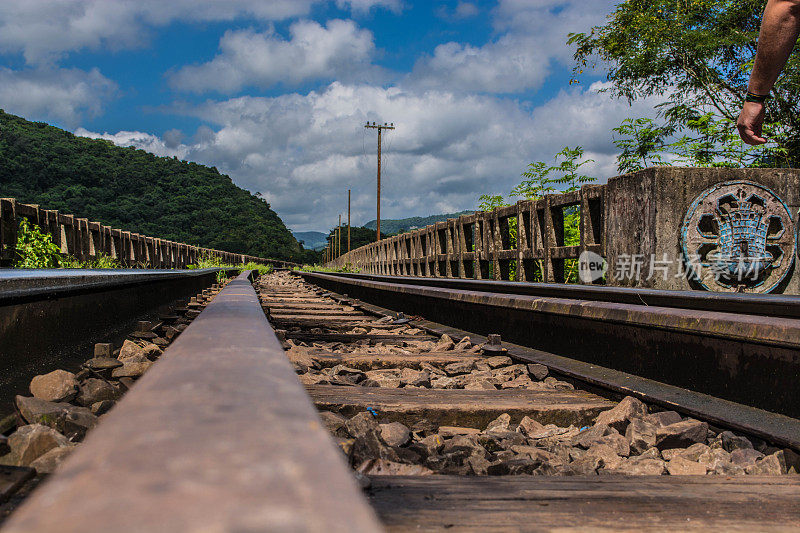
(169, 20), (377, 93)
(0, 67), (117, 127)
(75, 128), (191, 159)
(408, 0), (617, 93)
(90, 81), (660, 231)
(0, 0), (399, 64)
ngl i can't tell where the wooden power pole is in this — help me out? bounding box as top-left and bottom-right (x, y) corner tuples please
(347, 189), (351, 254)
(338, 214), (342, 258)
(365, 121), (395, 242)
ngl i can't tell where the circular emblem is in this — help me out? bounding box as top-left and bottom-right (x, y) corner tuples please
(680, 180), (795, 293)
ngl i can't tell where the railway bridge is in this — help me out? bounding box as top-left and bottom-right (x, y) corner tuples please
(1, 167), (800, 531)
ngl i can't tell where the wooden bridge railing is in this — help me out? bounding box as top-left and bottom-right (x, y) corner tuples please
(327, 184), (604, 282)
(324, 167), (800, 294)
(0, 198), (295, 269)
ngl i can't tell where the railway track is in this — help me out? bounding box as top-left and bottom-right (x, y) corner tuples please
(0, 269), (798, 531)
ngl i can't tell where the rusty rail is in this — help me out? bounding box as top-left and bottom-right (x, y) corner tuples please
(296, 271), (800, 429)
(0, 198), (297, 268)
(2, 271), (381, 532)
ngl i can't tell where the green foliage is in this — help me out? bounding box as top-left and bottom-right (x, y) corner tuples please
(569, 0), (794, 166)
(326, 225), (395, 254)
(60, 253), (121, 269)
(478, 147), (594, 284)
(0, 110), (308, 262)
(240, 262), (274, 276)
(297, 263), (360, 273)
(612, 118), (672, 173)
(14, 218), (61, 268)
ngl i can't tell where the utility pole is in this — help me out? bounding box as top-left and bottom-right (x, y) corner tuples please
(365, 121), (395, 242)
(338, 214), (342, 258)
(347, 189), (351, 253)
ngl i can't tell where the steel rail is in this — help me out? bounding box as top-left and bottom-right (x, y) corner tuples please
(325, 272), (800, 318)
(296, 271), (800, 430)
(2, 271), (382, 533)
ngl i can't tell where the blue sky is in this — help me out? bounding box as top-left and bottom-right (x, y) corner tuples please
(0, 0), (659, 232)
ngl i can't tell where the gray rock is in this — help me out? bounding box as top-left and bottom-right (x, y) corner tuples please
(433, 334), (455, 351)
(666, 457), (707, 475)
(400, 368), (431, 387)
(730, 448), (764, 467)
(661, 443), (710, 462)
(604, 456), (667, 475)
(453, 336), (473, 351)
(625, 418), (658, 455)
(438, 426), (481, 438)
(526, 363), (549, 380)
(697, 448), (731, 472)
(643, 411), (682, 427)
(345, 412), (379, 439)
(29, 370), (78, 403)
(586, 443), (624, 470)
(331, 365), (366, 384)
(484, 356), (512, 368)
(111, 360), (153, 379)
(655, 420), (708, 450)
(16, 396), (97, 440)
(487, 457), (539, 475)
(357, 458), (433, 476)
(141, 343), (163, 360)
(485, 413), (511, 433)
(572, 424), (617, 449)
(442, 435), (486, 458)
(598, 432), (630, 457)
(746, 451), (788, 475)
(319, 411), (348, 434)
(500, 376), (536, 389)
(467, 454), (491, 475)
(409, 434), (444, 457)
(2, 424), (70, 466)
(594, 396), (648, 433)
(718, 431), (754, 452)
(444, 360), (475, 375)
(380, 422), (411, 447)
(464, 380), (496, 390)
(118, 339), (146, 361)
(29, 445), (75, 474)
(75, 378), (119, 407)
(83, 357), (123, 370)
(90, 400), (115, 416)
(516, 416), (545, 437)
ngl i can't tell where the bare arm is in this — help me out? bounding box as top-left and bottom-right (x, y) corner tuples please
(737, 0), (800, 144)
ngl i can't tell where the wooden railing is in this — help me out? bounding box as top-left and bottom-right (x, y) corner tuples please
(327, 185), (604, 282)
(0, 198), (293, 269)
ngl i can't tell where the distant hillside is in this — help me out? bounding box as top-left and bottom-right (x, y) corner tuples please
(364, 210), (474, 234)
(292, 231), (328, 251)
(0, 110), (317, 262)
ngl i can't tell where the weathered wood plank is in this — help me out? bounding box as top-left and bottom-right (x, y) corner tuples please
(368, 475), (800, 532)
(307, 385), (612, 427)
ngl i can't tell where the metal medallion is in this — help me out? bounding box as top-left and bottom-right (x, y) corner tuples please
(680, 180), (795, 293)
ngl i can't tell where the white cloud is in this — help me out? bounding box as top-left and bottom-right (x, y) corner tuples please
(408, 0), (617, 93)
(0, 67), (117, 127)
(335, 0), (403, 13)
(169, 20), (377, 93)
(89, 81), (661, 231)
(0, 0), (401, 65)
(75, 128), (190, 159)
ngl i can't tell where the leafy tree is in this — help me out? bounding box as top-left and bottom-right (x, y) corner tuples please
(0, 110), (316, 262)
(569, 0), (795, 165)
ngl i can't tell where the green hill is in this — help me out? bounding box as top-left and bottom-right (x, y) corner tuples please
(364, 210), (474, 234)
(0, 110), (316, 262)
(292, 231), (328, 251)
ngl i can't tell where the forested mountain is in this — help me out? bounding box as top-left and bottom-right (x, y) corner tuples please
(292, 231), (328, 251)
(364, 210), (474, 234)
(0, 110), (316, 262)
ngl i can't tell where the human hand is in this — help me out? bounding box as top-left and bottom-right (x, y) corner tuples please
(737, 101), (768, 145)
